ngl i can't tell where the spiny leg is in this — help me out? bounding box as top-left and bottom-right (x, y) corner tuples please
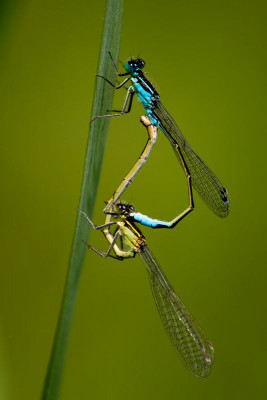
(90, 86), (134, 122)
(107, 88), (134, 113)
(82, 229), (121, 259)
(79, 209), (118, 231)
(108, 51), (130, 77)
(95, 74), (130, 90)
(80, 209), (136, 259)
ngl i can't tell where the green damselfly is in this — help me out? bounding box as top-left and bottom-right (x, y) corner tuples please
(80, 202), (214, 377)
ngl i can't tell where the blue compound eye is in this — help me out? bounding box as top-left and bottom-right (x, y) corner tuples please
(124, 61), (134, 72)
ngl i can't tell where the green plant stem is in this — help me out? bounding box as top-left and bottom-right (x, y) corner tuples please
(41, 1), (123, 399)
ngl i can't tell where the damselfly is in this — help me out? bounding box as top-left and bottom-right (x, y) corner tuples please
(80, 202), (214, 377)
(93, 53), (229, 218)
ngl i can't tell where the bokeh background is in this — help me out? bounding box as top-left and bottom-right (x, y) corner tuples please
(1, 0), (267, 399)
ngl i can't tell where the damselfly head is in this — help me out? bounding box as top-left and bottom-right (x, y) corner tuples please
(115, 201), (135, 215)
(124, 58), (145, 73)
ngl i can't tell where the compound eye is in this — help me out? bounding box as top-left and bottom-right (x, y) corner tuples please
(138, 59), (145, 69)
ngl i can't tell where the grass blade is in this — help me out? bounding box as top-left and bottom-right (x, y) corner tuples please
(41, 1), (123, 398)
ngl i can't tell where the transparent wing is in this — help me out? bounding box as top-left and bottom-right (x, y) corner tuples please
(140, 245), (214, 377)
(154, 101), (230, 217)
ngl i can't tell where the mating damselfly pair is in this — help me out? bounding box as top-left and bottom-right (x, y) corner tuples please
(81, 53), (229, 377)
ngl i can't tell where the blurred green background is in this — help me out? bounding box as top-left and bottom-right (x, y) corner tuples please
(1, 0), (267, 399)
